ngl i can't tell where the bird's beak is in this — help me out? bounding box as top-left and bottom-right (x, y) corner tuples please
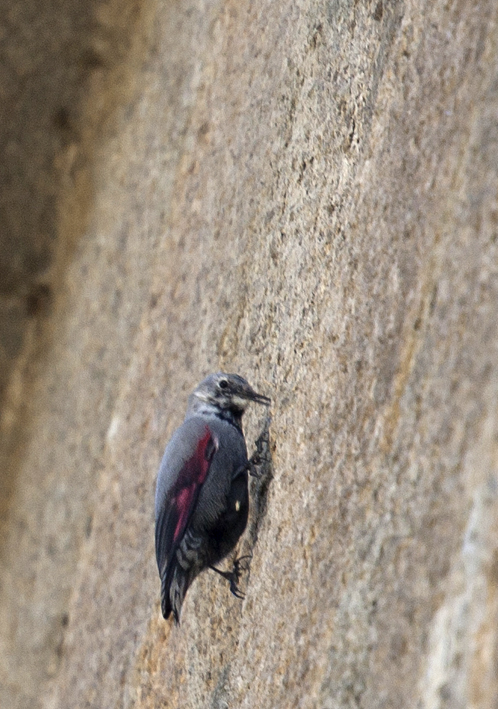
(247, 389), (271, 406)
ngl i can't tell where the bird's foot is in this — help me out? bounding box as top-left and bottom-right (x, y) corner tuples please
(249, 413), (272, 478)
(210, 555), (252, 599)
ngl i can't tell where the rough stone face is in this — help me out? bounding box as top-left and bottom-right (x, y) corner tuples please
(1, 0), (498, 707)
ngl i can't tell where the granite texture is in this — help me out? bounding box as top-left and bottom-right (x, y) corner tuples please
(1, 0), (498, 707)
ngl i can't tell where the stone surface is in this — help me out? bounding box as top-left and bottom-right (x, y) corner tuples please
(1, 0), (498, 707)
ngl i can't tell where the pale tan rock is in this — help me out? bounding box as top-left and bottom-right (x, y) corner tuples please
(1, 0), (498, 708)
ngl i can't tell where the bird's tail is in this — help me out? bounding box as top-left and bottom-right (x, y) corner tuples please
(161, 560), (191, 624)
(161, 530), (207, 623)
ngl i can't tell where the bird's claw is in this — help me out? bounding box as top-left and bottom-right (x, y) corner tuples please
(229, 554), (252, 598)
(210, 554), (252, 599)
(249, 417), (272, 478)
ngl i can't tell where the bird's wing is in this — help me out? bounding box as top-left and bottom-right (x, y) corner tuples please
(155, 426), (218, 577)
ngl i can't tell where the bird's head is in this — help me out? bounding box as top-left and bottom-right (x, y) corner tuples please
(188, 372), (270, 420)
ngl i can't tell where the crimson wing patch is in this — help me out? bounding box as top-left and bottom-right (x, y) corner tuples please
(155, 428), (218, 576)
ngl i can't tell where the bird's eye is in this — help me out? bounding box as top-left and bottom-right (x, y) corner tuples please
(219, 379), (228, 390)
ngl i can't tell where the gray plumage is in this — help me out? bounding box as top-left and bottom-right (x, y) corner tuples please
(154, 373), (270, 623)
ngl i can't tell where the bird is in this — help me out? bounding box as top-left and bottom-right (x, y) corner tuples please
(154, 372), (271, 623)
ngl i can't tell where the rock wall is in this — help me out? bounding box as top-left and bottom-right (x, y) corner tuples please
(1, 0), (498, 707)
